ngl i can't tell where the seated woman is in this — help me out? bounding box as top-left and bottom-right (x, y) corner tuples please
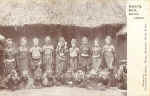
(42, 36), (54, 87)
(30, 38), (42, 88)
(115, 60), (127, 89)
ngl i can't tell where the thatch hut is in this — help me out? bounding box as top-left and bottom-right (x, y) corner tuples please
(0, 0), (126, 72)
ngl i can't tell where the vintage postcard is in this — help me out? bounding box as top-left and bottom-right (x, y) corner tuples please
(0, 0), (148, 96)
(127, 0), (150, 96)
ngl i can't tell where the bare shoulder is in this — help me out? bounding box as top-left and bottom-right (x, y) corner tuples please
(42, 45), (46, 48)
(50, 45), (54, 49)
(111, 44), (115, 49)
(38, 46), (42, 50)
(69, 47), (72, 51)
(30, 47), (34, 52)
(76, 47), (79, 50)
(103, 45), (107, 49)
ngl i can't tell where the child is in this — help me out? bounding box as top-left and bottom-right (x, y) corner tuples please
(42, 36), (54, 87)
(73, 69), (85, 86)
(115, 60), (127, 89)
(30, 38), (42, 88)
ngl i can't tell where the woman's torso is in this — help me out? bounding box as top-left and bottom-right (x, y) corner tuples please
(69, 47), (79, 57)
(43, 45), (53, 55)
(92, 46), (101, 58)
(80, 44), (90, 57)
(18, 46), (29, 59)
(30, 46), (42, 59)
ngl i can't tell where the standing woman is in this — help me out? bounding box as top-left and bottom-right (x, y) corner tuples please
(79, 36), (91, 73)
(0, 34), (5, 79)
(55, 37), (68, 78)
(69, 38), (79, 72)
(103, 36), (115, 71)
(4, 38), (19, 90)
(30, 38), (42, 88)
(17, 37), (30, 88)
(102, 36), (116, 87)
(90, 38), (102, 74)
(42, 36), (54, 87)
(63, 38), (80, 84)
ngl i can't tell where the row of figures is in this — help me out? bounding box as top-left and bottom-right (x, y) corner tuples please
(0, 36), (127, 90)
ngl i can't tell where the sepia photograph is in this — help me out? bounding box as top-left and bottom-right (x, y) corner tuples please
(0, 0), (126, 96)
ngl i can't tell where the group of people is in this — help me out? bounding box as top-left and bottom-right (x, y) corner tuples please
(0, 35), (126, 90)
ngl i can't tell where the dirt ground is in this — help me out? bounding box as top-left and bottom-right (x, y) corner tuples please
(0, 86), (126, 96)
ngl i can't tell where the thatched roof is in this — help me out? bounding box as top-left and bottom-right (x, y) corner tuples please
(116, 25), (127, 36)
(0, 0), (126, 27)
